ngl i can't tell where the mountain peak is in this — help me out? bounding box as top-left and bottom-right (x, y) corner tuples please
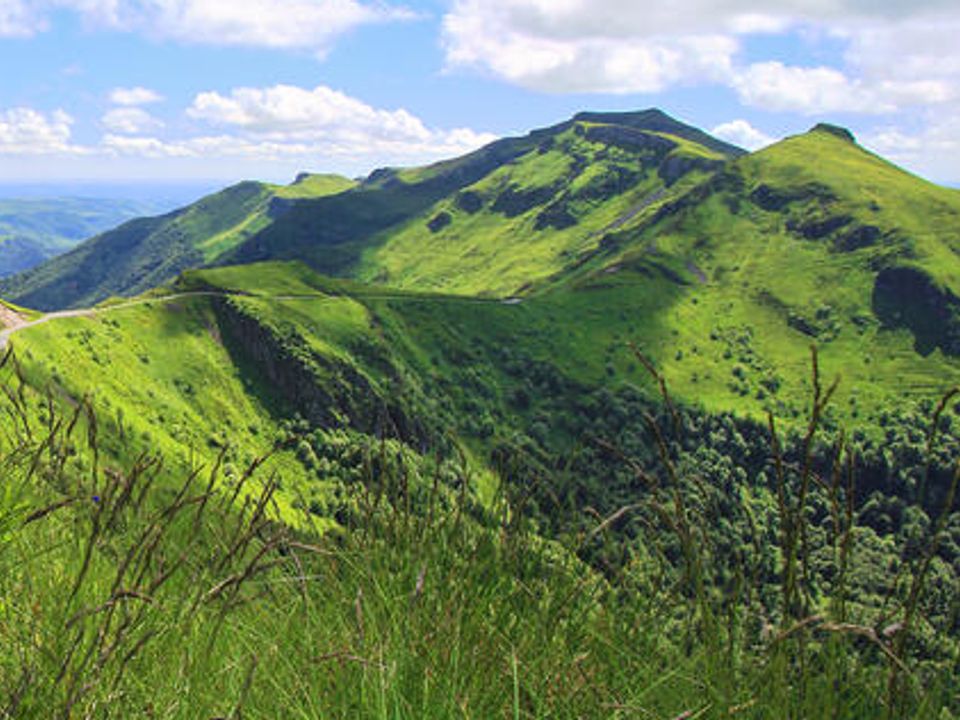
(810, 123), (856, 144)
(572, 108), (672, 127)
(570, 108), (746, 158)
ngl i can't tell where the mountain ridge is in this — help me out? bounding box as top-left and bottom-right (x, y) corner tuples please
(0, 108), (740, 310)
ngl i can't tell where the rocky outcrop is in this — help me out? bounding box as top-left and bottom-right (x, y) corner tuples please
(427, 212), (452, 233)
(835, 224), (881, 252)
(749, 183), (836, 212)
(584, 125), (676, 159)
(786, 214), (853, 240)
(657, 154), (725, 187)
(213, 297), (433, 444)
(491, 184), (560, 218)
(455, 191), (484, 214)
(534, 201), (578, 231)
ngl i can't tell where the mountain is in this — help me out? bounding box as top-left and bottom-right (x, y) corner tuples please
(545, 122), (960, 416)
(0, 196), (171, 277)
(0, 110), (740, 310)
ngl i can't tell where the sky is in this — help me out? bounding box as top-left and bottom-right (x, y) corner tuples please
(0, 0), (957, 188)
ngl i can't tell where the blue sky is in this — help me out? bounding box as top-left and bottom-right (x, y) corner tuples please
(0, 0), (957, 186)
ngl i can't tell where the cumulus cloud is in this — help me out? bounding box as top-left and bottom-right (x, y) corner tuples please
(862, 113), (960, 185)
(711, 119), (776, 151)
(2, 0), (409, 52)
(443, 2), (737, 93)
(730, 62), (951, 115)
(442, 0), (960, 114)
(102, 107), (164, 134)
(109, 86), (164, 106)
(0, 107), (83, 154)
(186, 84), (497, 157)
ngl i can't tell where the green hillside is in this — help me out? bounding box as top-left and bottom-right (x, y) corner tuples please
(0, 175), (355, 310)
(2, 258), (959, 715)
(223, 109), (740, 295)
(0, 110), (738, 310)
(2, 112), (960, 716)
(549, 124), (960, 419)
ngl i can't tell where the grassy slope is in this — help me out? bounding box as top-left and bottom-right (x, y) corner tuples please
(7, 262), (468, 517)
(353, 123), (718, 296)
(0, 176), (355, 310)
(2, 260), (955, 717)
(5, 383), (923, 719)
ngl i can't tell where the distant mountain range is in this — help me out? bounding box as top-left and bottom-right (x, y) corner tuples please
(0, 194), (193, 278)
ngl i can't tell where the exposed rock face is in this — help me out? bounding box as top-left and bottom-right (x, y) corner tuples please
(749, 183), (837, 212)
(455, 191), (484, 214)
(491, 184), (560, 218)
(836, 225), (882, 252)
(872, 266), (960, 356)
(534, 201), (577, 231)
(657, 155), (724, 187)
(213, 297), (433, 444)
(572, 166), (643, 201)
(787, 215), (853, 240)
(584, 125), (676, 159)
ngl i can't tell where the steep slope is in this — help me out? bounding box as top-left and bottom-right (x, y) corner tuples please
(0, 174), (355, 310)
(0, 110), (739, 309)
(0, 196), (168, 277)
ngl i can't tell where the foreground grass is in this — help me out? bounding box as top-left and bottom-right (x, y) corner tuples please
(1, 351), (956, 718)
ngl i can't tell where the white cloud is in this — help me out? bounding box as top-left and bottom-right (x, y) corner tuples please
(443, 2), (737, 94)
(863, 113), (960, 185)
(139, 0), (408, 52)
(186, 84), (497, 158)
(0, 0), (38, 36)
(442, 0), (960, 113)
(10, 0), (409, 52)
(188, 85), (431, 140)
(0, 85), (497, 176)
(730, 62), (951, 115)
(102, 107), (164, 134)
(38, 84), (496, 178)
(109, 86), (164, 106)
(0, 107), (84, 154)
(711, 119), (776, 151)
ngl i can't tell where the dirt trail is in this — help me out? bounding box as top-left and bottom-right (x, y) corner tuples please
(0, 303), (28, 331)
(0, 293), (222, 351)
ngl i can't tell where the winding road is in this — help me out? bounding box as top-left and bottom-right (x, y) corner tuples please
(0, 292), (235, 351)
